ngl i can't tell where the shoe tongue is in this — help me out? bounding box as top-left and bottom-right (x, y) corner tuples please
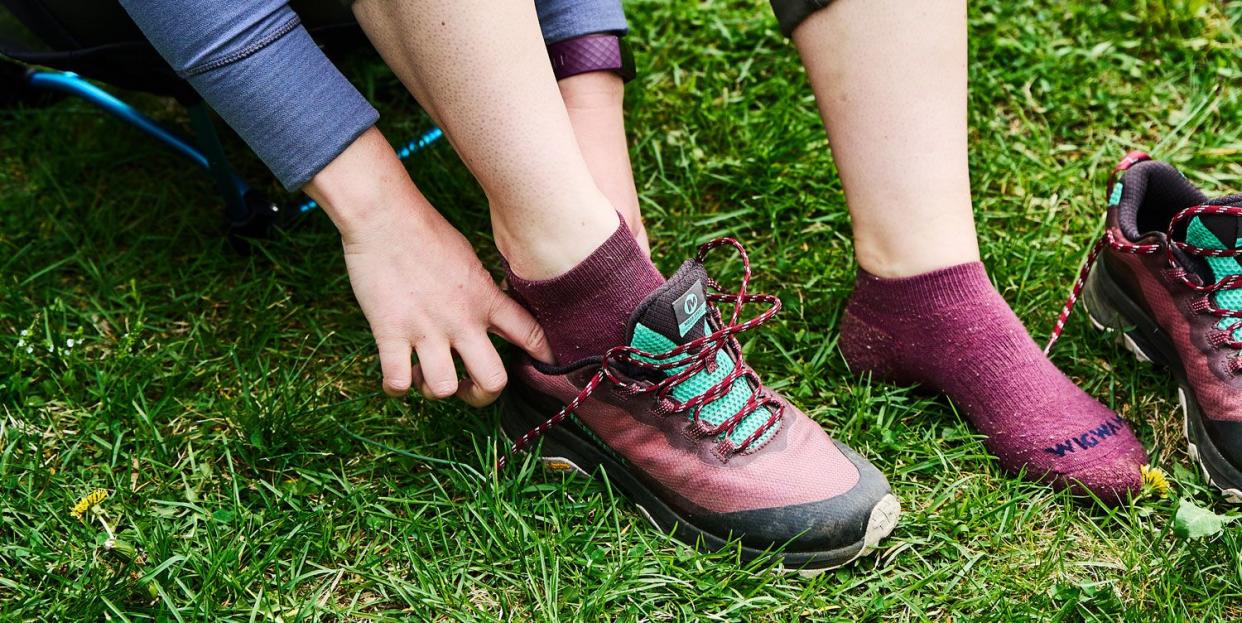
(623, 258), (780, 448)
(1185, 195), (1242, 337)
(1184, 194), (1242, 274)
(626, 259), (713, 348)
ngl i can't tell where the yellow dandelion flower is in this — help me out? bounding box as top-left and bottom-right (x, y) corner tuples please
(1141, 465), (1170, 497)
(70, 488), (109, 519)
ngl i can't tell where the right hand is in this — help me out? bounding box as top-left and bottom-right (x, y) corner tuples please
(340, 207), (552, 405)
(308, 126), (553, 405)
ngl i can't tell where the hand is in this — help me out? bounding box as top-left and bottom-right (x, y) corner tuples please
(340, 208), (551, 405)
(307, 126), (553, 405)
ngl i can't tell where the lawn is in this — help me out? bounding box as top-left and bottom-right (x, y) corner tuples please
(2, 0), (1240, 620)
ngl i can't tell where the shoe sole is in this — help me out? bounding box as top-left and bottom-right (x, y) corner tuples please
(1081, 258), (1242, 502)
(499, 385), (900, 575)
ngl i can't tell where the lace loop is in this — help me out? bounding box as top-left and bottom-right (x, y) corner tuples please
(1229, 357), (1242, 376)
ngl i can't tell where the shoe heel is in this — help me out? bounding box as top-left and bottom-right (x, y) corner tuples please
(1082, 262), (1125, 332)
(1082, 262), (1162, 365)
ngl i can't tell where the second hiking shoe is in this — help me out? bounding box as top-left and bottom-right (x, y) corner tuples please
(499, 238), (900, 572)
(1054, 152), (1242, 501)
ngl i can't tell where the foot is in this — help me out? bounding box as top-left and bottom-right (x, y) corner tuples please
(1068, 152), (1242, 502)
(501, 239), (899, 572)
(840, 260), (1148, 504)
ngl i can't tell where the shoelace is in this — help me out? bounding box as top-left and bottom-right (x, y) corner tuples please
(497, 237), (784, 471)
(1045, 203), (1242, 363)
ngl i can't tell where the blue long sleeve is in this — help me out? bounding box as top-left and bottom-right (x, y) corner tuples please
(537, 0), (627, 43)
(119, 0), (378, 190)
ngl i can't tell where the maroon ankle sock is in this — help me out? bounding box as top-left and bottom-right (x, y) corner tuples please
(839, 261), (1148, 502)
(506, 220), (663, 364)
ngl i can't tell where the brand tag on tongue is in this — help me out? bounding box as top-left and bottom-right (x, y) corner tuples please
(672, 280), (708, 337)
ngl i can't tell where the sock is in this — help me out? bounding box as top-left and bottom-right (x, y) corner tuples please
(506, 220), (664, 364)
(838, 261), (1148, 502)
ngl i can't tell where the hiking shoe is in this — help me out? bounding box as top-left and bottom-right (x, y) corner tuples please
(1048, 152), (1242, 501)
(499, 238), (900, 572)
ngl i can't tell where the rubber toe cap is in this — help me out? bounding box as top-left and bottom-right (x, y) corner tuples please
(690, 441), (895, 552)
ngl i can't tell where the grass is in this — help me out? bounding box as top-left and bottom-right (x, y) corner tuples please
(1, 0), (1240, 620)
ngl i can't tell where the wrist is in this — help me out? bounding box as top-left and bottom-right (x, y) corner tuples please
(304, 126), (432, 239)
(547, 34), (635, 83)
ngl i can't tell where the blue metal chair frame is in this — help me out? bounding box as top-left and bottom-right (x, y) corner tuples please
(20, 68), (444, 243)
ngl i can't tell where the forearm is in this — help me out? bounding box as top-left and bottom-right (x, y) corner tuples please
(559, 73), (645, 249)
(118, 0), (377, 190)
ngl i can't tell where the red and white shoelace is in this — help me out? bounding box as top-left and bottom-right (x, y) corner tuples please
(1045, 203), (1242, 356)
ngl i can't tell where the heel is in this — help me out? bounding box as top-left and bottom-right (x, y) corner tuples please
(499, 388), (594, 477)
(1081, 262), (1161, 366)
(839, 310), (916, 385)
(1081, 262), (1126, 333)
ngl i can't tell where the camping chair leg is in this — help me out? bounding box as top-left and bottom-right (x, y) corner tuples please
(26, 69), (209, 167)
(24, 70), (277, 249)
(186, 101), (279, 245)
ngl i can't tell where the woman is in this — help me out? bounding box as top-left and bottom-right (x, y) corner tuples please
(121, 0), (1147, 571)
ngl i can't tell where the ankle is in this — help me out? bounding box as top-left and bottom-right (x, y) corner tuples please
(505, 220), (663, 363)
(853, 232), (980, 279)
(492, 196), (619, 280)
(847, 261), (995, 320)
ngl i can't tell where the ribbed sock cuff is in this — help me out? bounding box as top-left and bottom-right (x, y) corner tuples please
(849, 261), (996, 317)
(505, 218), (664, 362)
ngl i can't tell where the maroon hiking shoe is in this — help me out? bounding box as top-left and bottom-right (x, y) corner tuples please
(499, 239), (900, 572)
(1048, 152), (1242, 501)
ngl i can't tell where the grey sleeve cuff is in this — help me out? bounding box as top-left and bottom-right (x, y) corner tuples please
(536, 0), (628, 44)
(182, 23), (378, 190)
(118, 0), (377, 190)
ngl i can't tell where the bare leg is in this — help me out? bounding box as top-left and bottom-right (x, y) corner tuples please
(351, 0), (618, 280)
(559, 72), (649, 254)
(799, 0), (1149, 500)
(791, 0), (978, 278)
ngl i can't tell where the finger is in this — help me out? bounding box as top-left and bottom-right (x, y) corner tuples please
(376, 339), (413, 397)
(488, 293), (554, 363)
(413, 340), (459, 400)
(454, 337), (509, 408)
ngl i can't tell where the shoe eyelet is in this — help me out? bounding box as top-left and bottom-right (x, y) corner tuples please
(653, 396), (678, 417)
(1209, 331), (1233, 349)
(1229, 357), (1242, 376)
(685, 419), (715, 439)
(1189, 296), (1212, 314)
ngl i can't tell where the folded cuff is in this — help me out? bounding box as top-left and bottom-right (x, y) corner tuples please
(183, 23), (378, 190)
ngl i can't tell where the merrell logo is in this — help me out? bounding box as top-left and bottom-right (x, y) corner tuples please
(673, 280), (709, 336)
(1043, 417), (1127, 457)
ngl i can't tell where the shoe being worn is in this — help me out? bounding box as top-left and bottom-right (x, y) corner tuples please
(1047, 152), (1242, 501)
(499, 238), (900, 572)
